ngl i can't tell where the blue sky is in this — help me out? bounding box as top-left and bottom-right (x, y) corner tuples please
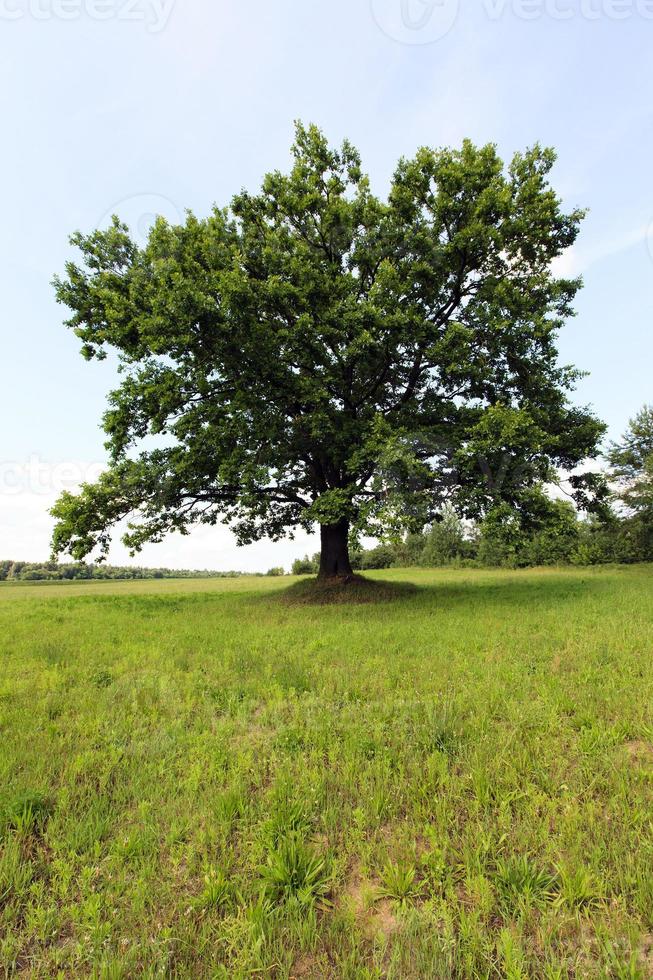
(1, 0), (651, 569)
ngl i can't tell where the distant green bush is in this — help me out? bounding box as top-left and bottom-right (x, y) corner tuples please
(360, 545), (398, 570)
(420, 508), (475, 566)
(291, 556), (317, 576)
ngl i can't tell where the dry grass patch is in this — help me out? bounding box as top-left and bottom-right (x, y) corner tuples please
(624, 739), (653, 765)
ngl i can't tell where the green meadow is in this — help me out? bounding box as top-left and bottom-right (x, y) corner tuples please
(1, 566), (653, 978)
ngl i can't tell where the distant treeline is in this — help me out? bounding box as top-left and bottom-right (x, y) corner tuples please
(292, 503), (653, 575)
(0, 561), (243, 582)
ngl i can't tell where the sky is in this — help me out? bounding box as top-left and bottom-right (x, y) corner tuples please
(1, 0), (651, 571)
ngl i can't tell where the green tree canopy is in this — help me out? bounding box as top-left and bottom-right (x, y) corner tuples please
(51, 122), (604, 579)
(606, 406), (653, 559)
(607, 405), (653, 514)
(421, 507), (472, 566)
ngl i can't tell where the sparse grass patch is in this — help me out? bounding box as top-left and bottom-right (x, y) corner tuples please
(494, 855), (558, 915)
(192, 866), (234, 914)
(377, 860), (423, 908)
(260, 834), (331, 908)
(1, 790), (53, 840)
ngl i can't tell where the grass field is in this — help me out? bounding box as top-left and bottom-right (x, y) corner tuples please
(1, 566), (653, 978)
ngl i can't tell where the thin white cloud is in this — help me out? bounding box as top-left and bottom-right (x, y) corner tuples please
(553, 222), (650, 277)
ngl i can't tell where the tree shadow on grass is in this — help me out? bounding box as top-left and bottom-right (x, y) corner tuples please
(271, 568), (614, 609)
(404, 569), (613, 612)
(275, 574), (420, 606)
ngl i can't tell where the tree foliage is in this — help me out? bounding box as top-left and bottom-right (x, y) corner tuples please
(605, 405), (653, 560)
(607, 405), (653, 517)
(421, 506), (475, 566)
(291, 555), (318, 576)
(51, 123), (604, 575)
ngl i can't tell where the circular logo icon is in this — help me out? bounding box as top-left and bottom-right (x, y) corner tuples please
(371, 0), (460, 44)
(97, 193), (183, 249)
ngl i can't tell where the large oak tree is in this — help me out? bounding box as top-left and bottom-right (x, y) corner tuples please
(51, 123), (604, 579)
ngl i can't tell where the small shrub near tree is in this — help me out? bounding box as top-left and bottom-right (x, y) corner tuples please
(420, 507), (474, 566)
(291, 556), (318, 576)
(360, 544), (399, 570)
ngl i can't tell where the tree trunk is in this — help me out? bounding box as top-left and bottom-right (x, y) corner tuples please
(318, 520), (354, 580)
